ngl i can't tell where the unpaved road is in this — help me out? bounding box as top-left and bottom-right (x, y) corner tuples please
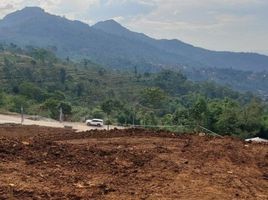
(0, 114), (121, 132)
(0, 125), (267, 200)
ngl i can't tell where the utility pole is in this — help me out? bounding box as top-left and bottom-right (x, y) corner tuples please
(59, 107), (63, 123)
(132, 107), (135, 127)
(107, 115), (110, 131)
(21, 106), (24, 124)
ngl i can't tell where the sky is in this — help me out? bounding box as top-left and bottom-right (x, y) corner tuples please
(0, 0), (267, 55)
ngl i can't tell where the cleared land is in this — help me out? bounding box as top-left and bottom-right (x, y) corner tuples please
(0, 125), (267, 200)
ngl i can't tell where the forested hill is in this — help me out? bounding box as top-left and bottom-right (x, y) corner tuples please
(184, 67), (268, 97)
(0, 7), (268, 72)
(0, 46), (267, 138)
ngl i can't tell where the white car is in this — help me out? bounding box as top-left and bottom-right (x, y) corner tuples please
(86, 119), (104, 127)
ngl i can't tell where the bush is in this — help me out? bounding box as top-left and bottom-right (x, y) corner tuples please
(9, 95), (30, 113)
(19, 82), (45, 102)
(91, 108), (105, 119)
(0, 92), (5, 107)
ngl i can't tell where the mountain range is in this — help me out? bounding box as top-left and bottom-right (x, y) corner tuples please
(0, 7), (268, 72)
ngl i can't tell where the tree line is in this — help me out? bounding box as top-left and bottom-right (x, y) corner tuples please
(0, 44), (267, 138)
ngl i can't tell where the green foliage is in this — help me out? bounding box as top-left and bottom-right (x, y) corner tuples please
(51, 91), (65, 101)
(0, 46), (267, 138)
(59, 102), (72, 115)
(258, 114), (268, 139)
(42, 98), (60, 119)
(116, 108), (133, 125)
(30, 48), (57, 64)
(101, 100), (114, 116)
(215, 110), (240, 135)
(91, 108), (105, 119)
(141, 111), (158, 126)
(9, 96), (29, 113)
(42, 98), (71, 119)
(161, 114), (173, 126)
(140, 87), (166, 109)
(239, 99), (263, 135)
(117, 113), (127, 125)
(191, 96), (208, 126)
(154, 70), (188, 95)
(0, 91), (4, 107)
(19, 82), (45, 102)
(174, 108), (191, 126)
(186, 67), (268, 97)
(59, 68), (66, 84)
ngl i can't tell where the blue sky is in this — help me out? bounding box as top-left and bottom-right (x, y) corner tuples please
(0, 0), (267, 55)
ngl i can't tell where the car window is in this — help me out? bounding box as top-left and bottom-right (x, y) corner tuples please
(92, 119), (103, 122)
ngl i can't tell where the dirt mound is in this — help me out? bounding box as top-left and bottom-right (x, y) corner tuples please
(0, 125), (267, 199)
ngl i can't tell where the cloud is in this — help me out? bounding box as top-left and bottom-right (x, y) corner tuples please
(0, 2), (15, 16)
(0, 4), (13, 11)
(0, 0), (101, 24)
(122, 0), (268, 53)
(86, 0), (156, 22)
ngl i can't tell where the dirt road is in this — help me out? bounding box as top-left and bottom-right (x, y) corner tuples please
(0, 125), (267, 199)
(0, 114), (121, 132)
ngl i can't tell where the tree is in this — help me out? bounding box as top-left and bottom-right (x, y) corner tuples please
(51, 91), (65, 101)
(0, 44), (4, 52)
(10, 96), (29, 113)
(101, 100), (113, 116)
(215, 99), (240, 135)
(3, 58), (12, 80)
(101, 99), (123, 116)
(98, 68), (106, 76)
(257, 113), (268, 139)
(142, 111), (158, 126)
(42, 98), (72, 120)
(30, 59), (37, 66)
(154, 70), (187, 95)
(239, 99), (263, 135)
(134, 66), (138, 78)
(91, 108), (105, 119)
(58, 102), (72, 116)
(116, 107), (134, 125)
(207, 100), (223, 130)
(19, 82), (45, 102)
(30, 48), (57, 64)
(42, 98), (60, 119)
(0, 91), (5, 107)
(75, 83), (84, 97)
(59, 68), (66, 84)
(173, 108), (192, 126)
(191, 96), (208, 126)
(161, 114), (173, 126)
(140, 87), (166, 109)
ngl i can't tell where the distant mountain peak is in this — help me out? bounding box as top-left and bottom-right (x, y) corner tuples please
(102, 19), (119, 24)
(21, 6), (45, 12)
(7, 6), (45, 16)
(92, 19), (150, 42)
(93, 19), (127, 32)
(3, 6), (47, 22)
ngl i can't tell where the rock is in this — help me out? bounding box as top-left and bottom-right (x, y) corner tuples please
(22, 141), (30, 145)
(199, 133), (206, 137)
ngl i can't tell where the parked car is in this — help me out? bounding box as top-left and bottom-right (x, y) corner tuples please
(86, 119), (104, 127)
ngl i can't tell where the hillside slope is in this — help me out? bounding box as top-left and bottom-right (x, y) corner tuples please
(2, 47), (266, 139)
